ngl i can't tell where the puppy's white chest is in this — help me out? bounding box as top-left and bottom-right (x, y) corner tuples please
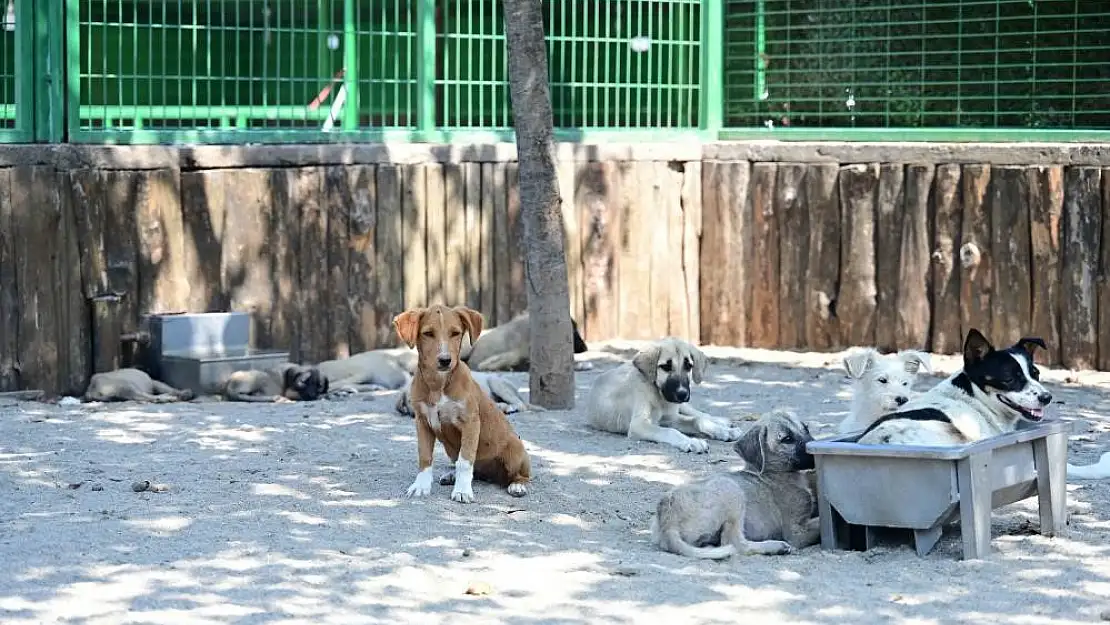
(422, 396), (467, 430)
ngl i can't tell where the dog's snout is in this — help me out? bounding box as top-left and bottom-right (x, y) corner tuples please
(895, 395), (909, 406)
(436, 354), (452, 369)
(1037, 391), (1053, 405)
(674, 387), (690, 402)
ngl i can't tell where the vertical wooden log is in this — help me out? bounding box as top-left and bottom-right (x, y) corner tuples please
(1101, 170), (1110, 370)
(618, 163), (651, 339)
(930, 164), (963, 355)
(989, 166), (1032, 349)
(90, 294), (123, 375)
(837, 164), (880, 348)
(557, 158), (583, 327)
(479, 163), (497, 320)
(463, 162), (484, 313)
(1061, 167), (1102, 370)
(959, 164), (993, 342)
(403, 165), (428, 312)
(13, 166), (62, 394)
(665, 162), (689, 338)
(492, 162), (511, 325)
(223, 169), (279, 349)
(345, 165), (377, 355)
(444, 163), (467, 308)
(650, 162), (675, 338)
(700, 161), (750, 346)
(324, 165), (353, 359)
(0, 168), (16, 391)
(874, 164), (905, 352)
(680, 161), (702, 343)
(136, 169), (189, 315)
(180, 170), (226, 314)
(506, 162), (527, 317)
(58, 171), (90, 394)
(376, 165), (405, 348)
(748, 163), (779, 348)
(776, 163), (808, 349)
(804, 164), (841, 350)
(578, 161), (619, 341)
(896, 164), (935, 350)
(296, 168), (327, 363)
(425, 163), (447, 304)
(266, 169), (299, 354)
(1027, 166), (1063, 367)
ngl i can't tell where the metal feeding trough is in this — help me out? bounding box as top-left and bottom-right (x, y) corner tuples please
(143, 312), (290, 396)
(806, 419), (1069, 560)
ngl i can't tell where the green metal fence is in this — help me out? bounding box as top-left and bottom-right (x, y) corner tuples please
(722, 0), (1110, 141)
(2, 1), (1108, 143)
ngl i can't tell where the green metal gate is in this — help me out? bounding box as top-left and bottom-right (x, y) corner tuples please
(0, 0), (38, 142)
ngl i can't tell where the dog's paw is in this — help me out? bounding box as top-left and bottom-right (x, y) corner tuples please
(451, 485), (475, 503)
(497, 402), (520, 415)
(769, 541), (793, 556)
(274, 396), (296, 404)
(406, 471), (434, 498)
(678, 438), (710, 454)
(573, 361), (594, 372)
(724, 425), (746, 441)
(507, 482), (528, 497)
(439, 470), (456, 486)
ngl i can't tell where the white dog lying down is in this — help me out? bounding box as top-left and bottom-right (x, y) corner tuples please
(316, 348), (417, 394)
(586, 337), (743, 453)
(1068, 453), (1110, 480)
(394, 371), (543, 417)
(837, 347), (932, 435)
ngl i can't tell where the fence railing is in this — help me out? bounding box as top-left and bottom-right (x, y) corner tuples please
(0, 0), (1107, 144)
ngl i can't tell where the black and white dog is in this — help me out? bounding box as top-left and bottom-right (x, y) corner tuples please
(856, 329), (1053, 446)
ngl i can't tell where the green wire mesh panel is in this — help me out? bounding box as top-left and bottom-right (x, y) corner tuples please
(0, 0), (18, 131)
(724, 0), (1110, 130)
(73, 0), (416, 134)
(437, 0), (702, 130)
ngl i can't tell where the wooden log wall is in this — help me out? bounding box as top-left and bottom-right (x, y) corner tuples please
(700, 161), (1110, 371)
(4, 153), (1110, 396)
(0, 160), (702, 396)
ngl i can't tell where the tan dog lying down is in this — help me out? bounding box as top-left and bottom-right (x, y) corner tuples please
(394, 304), (532, 503)
(395, 370), (544, 417)
(316, 348), (417, 393)
(84, 368), (195, 403)
(222, 363), (330, 403)
(463, 312), (590, 372)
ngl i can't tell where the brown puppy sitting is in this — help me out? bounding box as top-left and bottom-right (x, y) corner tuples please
(222, 363), (329, 403)
(393, 304), (532, 503)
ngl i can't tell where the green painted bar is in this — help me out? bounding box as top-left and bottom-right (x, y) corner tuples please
(416, 0), (435, 132)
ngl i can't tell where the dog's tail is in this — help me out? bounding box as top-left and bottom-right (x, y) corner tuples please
(650, 515), (736, 560)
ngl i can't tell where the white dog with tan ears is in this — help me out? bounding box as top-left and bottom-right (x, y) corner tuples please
(586, 337), (742, 453)
(837, 347), (932, 435)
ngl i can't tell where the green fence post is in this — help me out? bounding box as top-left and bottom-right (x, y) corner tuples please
(63, 0), (80, 141)
(33, 0), (66, 142)
(700, 0), (723, 136)
(342, 0), (359, 131)
(416, 0), (436, 136)
(13, 0), (34, 140)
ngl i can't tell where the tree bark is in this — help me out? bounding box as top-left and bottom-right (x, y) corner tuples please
(503, 0), (575, 408)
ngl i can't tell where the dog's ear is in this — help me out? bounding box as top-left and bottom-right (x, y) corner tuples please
(898, 350), (932, 374)
(1013, 337), (1047, 358)
(319, 372), (329, 394)
(571, 318), (589, 354)
(735, 424), (766, 472)
(688, 344), (708, 385)
(282, 366), (301, 391)
(454, 306), (485, 342)
(632, 344), (662, 379)
(843, 349), (875, 379)
(962, 328), (994, 366)
(393, 309), (424, 348)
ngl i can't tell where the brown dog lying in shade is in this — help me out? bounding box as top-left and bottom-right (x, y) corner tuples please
(393, 304), (532, 503)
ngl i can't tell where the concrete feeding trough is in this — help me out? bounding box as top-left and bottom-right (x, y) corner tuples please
(807, 419), (1069, 560)
(142, 312), (290, 396)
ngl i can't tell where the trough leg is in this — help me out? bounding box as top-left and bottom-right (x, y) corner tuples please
(816, 457), (845, 550)
(956, 452), (993, 560)
(913, 525), (944, 557)
(1033, 432), (1068, 537)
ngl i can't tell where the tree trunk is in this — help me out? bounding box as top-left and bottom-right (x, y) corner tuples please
(502, 0), (575, 409)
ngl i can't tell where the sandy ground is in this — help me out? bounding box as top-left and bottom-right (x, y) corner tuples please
(2, 342), (1110, 625)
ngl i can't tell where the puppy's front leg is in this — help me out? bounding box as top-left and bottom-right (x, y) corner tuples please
(452, 414), (481, 503)
(406, 415), (437, 498)
(628, 409), (709, 454)
(675, 404), (743, 442)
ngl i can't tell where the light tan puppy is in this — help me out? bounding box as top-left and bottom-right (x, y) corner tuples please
(316, 348), (417, 394)
(394, 305), (532, 503)
(222, 363), (330, 403)
(463, 311), (590, 371)
(83, 368), (195, 403)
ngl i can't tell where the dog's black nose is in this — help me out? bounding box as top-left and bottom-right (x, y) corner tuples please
(436, 355), (452, 368)
(895, 396), (909, 406)
(675, 388), (690, 402)
(1037, 391), (1053, 405)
